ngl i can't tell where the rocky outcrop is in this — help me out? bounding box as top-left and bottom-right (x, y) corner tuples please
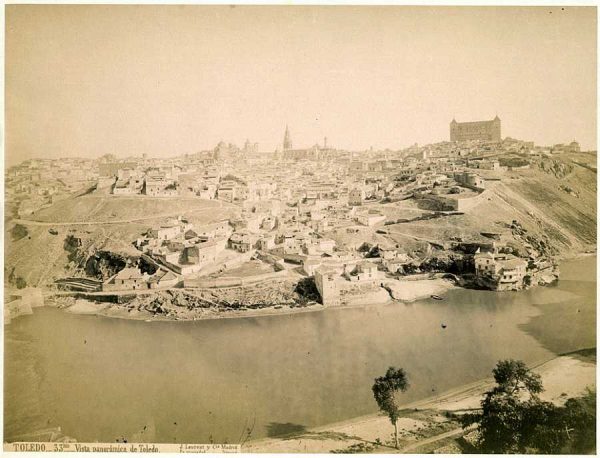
(118, 278), (317, 316)
(63, 233), (147, 281)
(84, 251), (128, 280)
(538, 159), (573, 179)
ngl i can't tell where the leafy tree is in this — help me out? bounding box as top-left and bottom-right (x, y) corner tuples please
(15, 277), (27, 289)
(372, 367), (409, 449)
(462, 359), (595, 454)
(562, 388), (596, 453)
(462, 360), (544, 453)
(520, 398), (567, 454)
(492, 359), (543, 396)
(10, 224), (28, 242)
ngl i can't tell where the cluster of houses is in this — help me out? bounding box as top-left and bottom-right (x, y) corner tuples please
(474, 250), (528, 291)
(6, 158), (97, 217)
(133, 217), (232, 276)
(473, 247), (557, 291)
(9, 130), (575, 304)
(6, 131), (585, 218)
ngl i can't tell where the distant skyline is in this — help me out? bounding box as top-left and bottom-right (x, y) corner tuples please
(6, 5), (597, 166)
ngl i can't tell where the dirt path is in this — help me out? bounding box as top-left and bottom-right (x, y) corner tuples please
(399, 426), (475, 453)
(12, 204), (239, 227)
(383, 228), (442, 247)
(12, 201), (239, 227)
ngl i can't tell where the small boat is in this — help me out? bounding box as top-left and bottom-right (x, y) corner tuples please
(431, 295), (444, 301)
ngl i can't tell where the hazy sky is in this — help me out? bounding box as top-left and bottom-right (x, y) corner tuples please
(6, 5), (597, 164)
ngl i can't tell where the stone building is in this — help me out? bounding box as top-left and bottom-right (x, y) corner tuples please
(450, 116), (501, 142)
(314, 267), (341, 306)
(474, 251), (528, 291)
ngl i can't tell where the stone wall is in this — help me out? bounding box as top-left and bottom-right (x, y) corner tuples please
(415, 189), (489, 212)
(184, 269), (288, 288)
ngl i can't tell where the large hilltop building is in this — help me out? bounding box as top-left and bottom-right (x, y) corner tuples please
(450, 116), (501, 143)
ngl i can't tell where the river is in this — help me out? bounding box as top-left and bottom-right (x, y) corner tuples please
(4, 256), (596, 444)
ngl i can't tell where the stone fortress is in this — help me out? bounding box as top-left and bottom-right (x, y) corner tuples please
(450, 116), (501, 142)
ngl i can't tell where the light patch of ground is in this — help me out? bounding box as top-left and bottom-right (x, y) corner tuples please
(421, 355), (596, 413)
(242, 415), (429, 454)
(537, 356), (596, 404)
(216, 260), (275, 277)
(25, 195), (236, 224)
(66, 299), (110, 315)
(384, 278), (454, 302)
(342, 287), (392, 306)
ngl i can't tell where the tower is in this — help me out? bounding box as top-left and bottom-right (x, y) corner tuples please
(283, 125), (292, 151)
(450, 118), (458, 142)
(492, 115), (501, 142)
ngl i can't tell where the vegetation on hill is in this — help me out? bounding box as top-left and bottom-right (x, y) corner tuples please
(10, 224), (28, 242)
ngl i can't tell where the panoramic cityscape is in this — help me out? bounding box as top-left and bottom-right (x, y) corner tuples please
(4, 5), (597, 455)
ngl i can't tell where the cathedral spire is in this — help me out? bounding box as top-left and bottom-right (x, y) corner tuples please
(283, 125), (292, 151)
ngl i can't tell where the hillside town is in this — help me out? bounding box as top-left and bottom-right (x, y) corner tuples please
(5, 5), (597, 454)
(5, 117), (592, 318)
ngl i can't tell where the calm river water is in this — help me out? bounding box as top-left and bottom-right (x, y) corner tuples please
(4, 256), (596, 443)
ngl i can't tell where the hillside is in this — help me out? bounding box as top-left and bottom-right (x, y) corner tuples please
(24, 195), (235, 224)
(4, 195), (240, 288)
(381, 156), (596, 259)
(4, 156), (596, 290)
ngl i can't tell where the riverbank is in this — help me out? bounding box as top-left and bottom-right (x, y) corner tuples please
(5, 254), (595, 446)
(51, 277), (454, 323)
(384, 278), (455, 302)
(243, 352), (596, 453)
(6, 250), (590, 325)
(96, 300), (328, 322)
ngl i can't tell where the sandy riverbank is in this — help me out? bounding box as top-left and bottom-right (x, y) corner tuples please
(65, 299), (110, 315)
(243, 353), (596, 453)
(384, 278), (455, 302)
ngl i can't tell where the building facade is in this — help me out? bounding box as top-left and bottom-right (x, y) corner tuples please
(450, 116), (501, 142)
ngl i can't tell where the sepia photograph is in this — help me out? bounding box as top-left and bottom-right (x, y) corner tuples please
(3, 3), (598, 454)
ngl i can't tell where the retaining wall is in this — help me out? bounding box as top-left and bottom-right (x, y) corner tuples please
(184, 269), (288, 289)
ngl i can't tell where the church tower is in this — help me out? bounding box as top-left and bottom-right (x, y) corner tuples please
(283, 125), (293, 151)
